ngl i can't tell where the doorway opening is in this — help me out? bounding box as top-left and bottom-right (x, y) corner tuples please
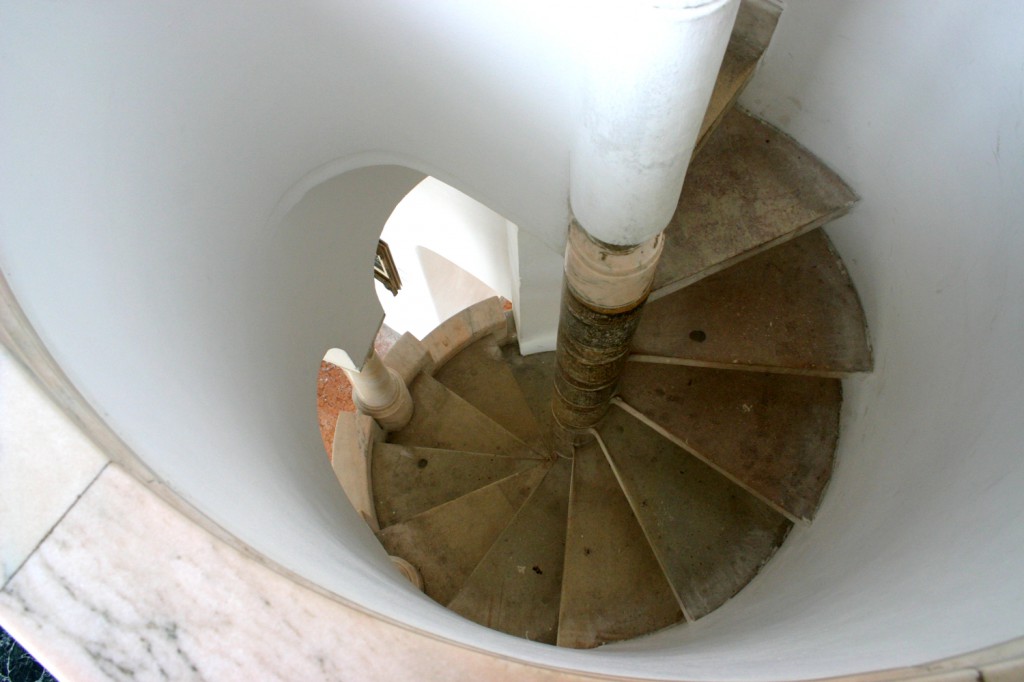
(318, 176), (517, 455)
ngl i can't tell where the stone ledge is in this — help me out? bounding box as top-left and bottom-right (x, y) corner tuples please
(331, 412), (383, 532)
(421, 297), (509, 371)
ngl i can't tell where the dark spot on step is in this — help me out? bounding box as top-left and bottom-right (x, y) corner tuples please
(689, 330), (707, 343)
(584, 547), (592, 556)
(417, 458), (428, 469)
(532, 565), (543, 575)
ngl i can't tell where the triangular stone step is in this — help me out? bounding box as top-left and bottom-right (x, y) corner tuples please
(557, 441), (683, 648)
(377, 465), (548, 605)
(633, 229), (872, 377)
(616, 362), (840, 523)
(372, 443), (541, 528)
(598, 406), (791, 620)
(653, 108), (857, 298)
(499, 347), (557, 452)
(447, 457), (571, 644)
(433, 335), (547, 454)
(696, 0), (783, 150)
(390, 374), (543, 459)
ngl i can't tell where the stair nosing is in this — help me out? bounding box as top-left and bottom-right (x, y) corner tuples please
(432, 335), (550, 457)
(609, 398), (805, 525)
(588, 427), (697, 624)
(445, 459), (567, 609)
(374, 442), (546, 462)
(396, 373), (549, 461)
(648, 206), (854, 303)
(626, 354), (867, 379)
(378, 462), (551, 530)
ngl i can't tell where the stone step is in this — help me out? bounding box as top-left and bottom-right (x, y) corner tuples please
(499, 347), (557, 452)
(433, 335), (547, 454)
(616, 362), (841, 523)
(377, 465), (548, 606)
(372, 443), (541, 528)
(633, 229), (872, 377)
(557, 440), (682, 648)
(447, 458), (571, 645)
(598, 406), (791, 620)
(390, 374), (543, 459)
(696, 0), (783, 150)
(653, 108), (857, 298)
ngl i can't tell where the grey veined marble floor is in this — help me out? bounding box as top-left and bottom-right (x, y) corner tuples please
(1, 625), (55, 682)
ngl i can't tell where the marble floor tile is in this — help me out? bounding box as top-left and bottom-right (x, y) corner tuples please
(0, 464), (598, 682)
(0, 345), (108, 585)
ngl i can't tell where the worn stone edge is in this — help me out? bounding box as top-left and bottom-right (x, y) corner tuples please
(421, 297), (509, 371)
(331, 412), (384, 532)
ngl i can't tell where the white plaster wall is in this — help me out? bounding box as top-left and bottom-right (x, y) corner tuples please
(509, 227), (566, 355)
(3, 1), (1024, 681)
(385, 178), (514, 300)
(376, 177), (513, 339)
(0, 0), (578, 672)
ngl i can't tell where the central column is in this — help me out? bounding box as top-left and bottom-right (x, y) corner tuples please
(552, 220), (662, 437)
(552, 0), (739, 445)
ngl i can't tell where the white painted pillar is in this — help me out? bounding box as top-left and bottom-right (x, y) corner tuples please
(570, 0), (739, 246)
(554, 0), (738, 435)
(336, 349), (413, 431)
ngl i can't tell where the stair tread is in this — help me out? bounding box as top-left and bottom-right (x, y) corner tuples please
(500, 348), (557, 451)
(653, 108), (857, 297)
(633, 229), (872, 376)
(390, 374), (543, 459)
(557, 441), (683, 648)
(372, 443), (541, 528)
(617, 363), (840, 522)
(433, 335), (547, 454)
(598, 407), (791, 620)
(697, 0), (782, 149)
(377, 465), (549, 606)
(447, 457), (571, 644)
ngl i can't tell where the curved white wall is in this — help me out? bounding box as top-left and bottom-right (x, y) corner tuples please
(376, 177), (513, 339)
(3, 1), (1024, 681)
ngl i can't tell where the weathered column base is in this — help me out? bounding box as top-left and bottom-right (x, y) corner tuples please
(551, 220), (663, 450)
(551, 284), (645, 432)
(339, 347), (414, 432)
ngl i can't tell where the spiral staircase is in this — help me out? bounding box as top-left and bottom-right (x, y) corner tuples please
(327, 0), (872, 651)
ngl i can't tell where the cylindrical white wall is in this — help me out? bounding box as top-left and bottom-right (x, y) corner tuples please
(3, 1), (1024, 680)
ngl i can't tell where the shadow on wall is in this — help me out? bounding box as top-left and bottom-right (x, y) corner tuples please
(374, 177), (516, 339)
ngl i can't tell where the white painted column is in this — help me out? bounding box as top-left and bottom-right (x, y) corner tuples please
(554, 0), (738, 435)
(570, 0), (739, 246)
